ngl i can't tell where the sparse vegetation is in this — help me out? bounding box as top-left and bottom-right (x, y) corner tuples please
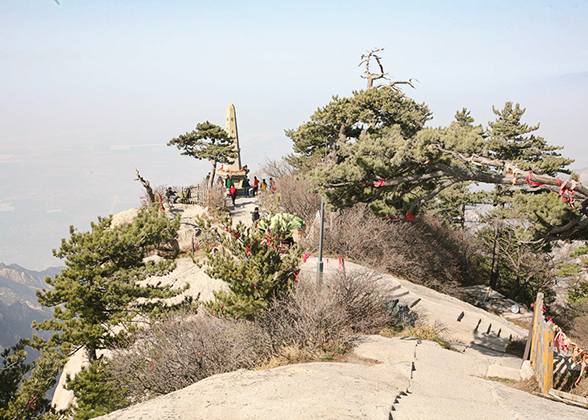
(267, 176), (482, 297)
(5, 52), (588, 420)
(381, 320), (453, 350)
(92, 270), (412, 406)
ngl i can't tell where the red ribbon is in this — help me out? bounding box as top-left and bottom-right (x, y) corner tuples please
(373, 179), (386, 187)
(559, 179), (577, 208)
(27, 395), (37, 410)
(525, 170), (544, 186)
(302, 253), (312, 263)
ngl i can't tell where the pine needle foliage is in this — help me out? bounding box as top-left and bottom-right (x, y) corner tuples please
(34, 205), (187, 360)
(65, 360), (129, 420)
(196, 214), (303, 320)
(0, 338), (65, 420)
(168, 121), (238, 189)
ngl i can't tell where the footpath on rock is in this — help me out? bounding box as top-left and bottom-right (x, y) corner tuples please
(86, 195), (588, 419)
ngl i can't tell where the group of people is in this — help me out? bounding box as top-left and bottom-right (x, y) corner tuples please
(224, 175), (275, 206)
(165, 186), (191, 204)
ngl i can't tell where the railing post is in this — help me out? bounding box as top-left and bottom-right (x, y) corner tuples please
(529, 292), (554, 394)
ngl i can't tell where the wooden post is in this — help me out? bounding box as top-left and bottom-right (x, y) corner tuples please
(529, 292), (554, 394)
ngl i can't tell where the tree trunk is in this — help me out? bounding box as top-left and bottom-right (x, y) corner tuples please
(135, 168), (155, 205)
(208, 160), (217, 190)
(489, 217), (502, 290)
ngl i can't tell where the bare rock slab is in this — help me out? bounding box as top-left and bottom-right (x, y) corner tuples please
(96, 362), (402, 420)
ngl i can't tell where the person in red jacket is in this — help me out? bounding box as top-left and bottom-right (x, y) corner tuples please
(252, 176), (260, 197)
(229, 185), (237, 206)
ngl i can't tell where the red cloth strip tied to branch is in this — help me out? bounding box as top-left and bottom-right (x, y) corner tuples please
(559, 179), (577, 208)
(373, 179), (385, 187)
(551, 324), (588, 387)
(525, 170), (544, 187)
(27, 395), (37, 410)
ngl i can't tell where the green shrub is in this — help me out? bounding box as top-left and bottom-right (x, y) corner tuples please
(197, 214), (302, 319)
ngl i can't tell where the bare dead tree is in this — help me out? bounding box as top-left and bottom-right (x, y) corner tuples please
(359, 48), (389, 89)
(135, 168), (155, 205)
(359, 48), (418, 92)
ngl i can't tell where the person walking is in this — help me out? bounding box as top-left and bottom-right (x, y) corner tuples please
(260, 179), (267, 192)
(229, 185), (237, 206)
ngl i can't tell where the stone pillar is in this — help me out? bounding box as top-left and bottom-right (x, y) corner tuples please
(224, 104), (241, 172)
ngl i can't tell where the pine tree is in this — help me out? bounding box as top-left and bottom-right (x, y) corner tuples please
(197, 214), (303, 320)
(34, 205), (186, 361)
(454, 108), (475, 127)
(168, 121), (238, 189)
(289, 90), (587, 240)
(0, 337), (65, 420)
(476, 222), (555, 305)
(487, 102), (573, 174)
(0, 340), (33, 416)
(425, 111), (486, 227)
(285, 88), (431, 168)
(65, 360), (129, 420)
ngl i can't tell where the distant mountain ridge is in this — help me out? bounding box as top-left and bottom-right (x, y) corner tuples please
(0, 262), (62, 351)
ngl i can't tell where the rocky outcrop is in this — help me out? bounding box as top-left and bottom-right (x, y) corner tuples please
(96, 335), (588, 420)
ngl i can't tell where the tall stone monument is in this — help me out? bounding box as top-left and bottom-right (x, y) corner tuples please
(217, 104), (248, 182)
(224, 104), (241, 171)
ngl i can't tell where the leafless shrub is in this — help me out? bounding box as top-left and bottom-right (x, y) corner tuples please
(105, 270), (414, 403)
(327, 269), (397, 332)
(107, 309), (268, 401)
(568, 300), (588, 349)
(192, 187), (229, 213)
(388, 215), (483, 294)
(257, 275), (350, 356)
(301, 205), (482, 296)
(267, 173), (483, 296)
(256, 270), (400, 358)
(258, 175), (321, 226)
(259, 157), (296, 180)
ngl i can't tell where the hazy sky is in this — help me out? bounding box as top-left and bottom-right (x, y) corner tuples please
(1, 0), (587, 270)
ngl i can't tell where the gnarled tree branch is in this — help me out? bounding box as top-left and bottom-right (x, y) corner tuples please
(135, 168), (155, 205)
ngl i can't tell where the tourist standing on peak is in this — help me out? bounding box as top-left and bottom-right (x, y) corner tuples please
(242, 177), (251, 197)
(226, 175), (235, 189)
(252, 176), (259, 196)
(260, 179), (267, 191)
